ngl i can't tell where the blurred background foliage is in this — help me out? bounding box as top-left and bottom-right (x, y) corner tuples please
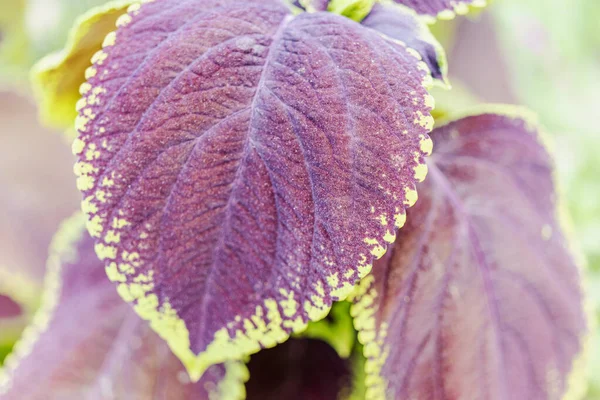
(0, 0), (598, 397)
(0, 0), (111, 88)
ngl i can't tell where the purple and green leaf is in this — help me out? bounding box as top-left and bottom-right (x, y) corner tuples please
(389, 0), (487, 20)
(0, 275), (39, 365)
(351, 109), (587, 399)
(0, 295), (24, 364)
(294, 0), (487, 21)
(0, 213), (247, 400)
(361, 2), (448, 84)
(73, 0), (436, 379)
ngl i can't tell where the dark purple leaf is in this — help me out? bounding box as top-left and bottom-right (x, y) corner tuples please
(350, 110), (587, 399)
(245, 338), (352, 399)
(362, 3), (448, 84)
(73, 0), (434, 378)
(0, 214), (246, 399)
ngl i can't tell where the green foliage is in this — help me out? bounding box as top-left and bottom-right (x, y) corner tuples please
(297, 301), (356, 359)
(0, 344), (13, 366)
(328, 0), (375, 21)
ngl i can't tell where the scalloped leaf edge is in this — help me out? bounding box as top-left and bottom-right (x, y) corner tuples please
(75, 0), (438, 382)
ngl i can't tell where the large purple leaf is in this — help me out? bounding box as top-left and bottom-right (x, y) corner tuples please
(73, 0), (435, 378)
(350, 110), (587, 399)
(390, 0), (486, 20)
(0, 214), (246, 399)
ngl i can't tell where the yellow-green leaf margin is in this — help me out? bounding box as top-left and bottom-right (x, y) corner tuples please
(30, 0), (137, 134)
(0, 268), (41, 364)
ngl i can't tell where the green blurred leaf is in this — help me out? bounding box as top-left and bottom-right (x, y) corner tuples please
(31, 0), (135, 131)
(0, 0), (34, 88)
(296, 301), (356, 359)
(328, 0), (375, 21)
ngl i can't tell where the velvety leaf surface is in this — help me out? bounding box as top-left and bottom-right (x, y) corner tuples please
(390, 0), (486, 20)
(351, 110), (587, 399)
(74, 0), (434, 378)
(361, 2), (447, 83)
(245, 338), (352, 399)
(31, 0), (137, 131)
(0, 214), (247, 400)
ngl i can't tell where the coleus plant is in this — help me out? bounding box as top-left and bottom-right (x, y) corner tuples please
(0, 0), (589, 398)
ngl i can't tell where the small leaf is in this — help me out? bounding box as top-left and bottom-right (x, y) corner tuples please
(390, 0), (487, 21)
(31, 0), (137, 131)
(0, 269), (40, 359)
(74, 0), (435, 379)
(351, 108), (587, 399)
(0, 213), (247, 399)
(361, 2), (448, 85)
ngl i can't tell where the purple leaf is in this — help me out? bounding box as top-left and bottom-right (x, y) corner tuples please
(362, 3), (448, 84)
(390, 0), (486, 19)
(0, 214), (247, 399)
(351, 109), (587, 399)
(0, 296), (21, 319)
(73, 0), (434, 379)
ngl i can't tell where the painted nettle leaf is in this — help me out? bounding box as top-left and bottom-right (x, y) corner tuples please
(73, 0), (440, 380)
(0, 214), (247, 400)
(350, 109), (587, 399)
